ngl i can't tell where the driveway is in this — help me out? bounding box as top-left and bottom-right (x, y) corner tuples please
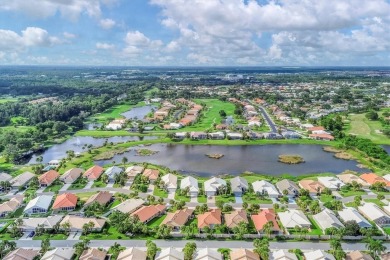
(235, 196), (243, 203)
(84, 181), (94, 189)
(190, 197), (198, 203)
(36, 187), (45, 194)
(207, 196), (215, 204)
(19, 232), (33, 240)
(168, 191), (176, 200)
(59, 183), (71, 192)
(67, 232), (81, 240)
(146, 184), (155, 195)
(106, 183), (114, 188)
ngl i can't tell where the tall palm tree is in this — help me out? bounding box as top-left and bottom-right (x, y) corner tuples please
(263, 221), (274, 238)
(366, 238), (386, 258)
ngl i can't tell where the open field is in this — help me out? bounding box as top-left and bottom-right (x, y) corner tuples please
(347, 112), (390, 145)
(0, 97), (18, 103)
(90, 102), (146, 123)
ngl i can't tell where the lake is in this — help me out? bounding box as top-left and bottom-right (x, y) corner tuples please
(121, 105), (156, 120)
(383, 145), (390, 154)
(28, 135), (159, 164)
(95, 144), (368, 177)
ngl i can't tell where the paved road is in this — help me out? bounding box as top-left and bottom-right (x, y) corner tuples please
(14, 239), (386, 251)
(258, 106), (277, 132)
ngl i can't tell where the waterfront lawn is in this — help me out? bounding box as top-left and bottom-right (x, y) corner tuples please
(33, 233), (68, 240)
(147, 215), (166, 227)
(76, 130), (132, 137)
(153, 187), (168, 198)
(91, 104), (131, 122)
(242, 193), (272, 204)
(215, 195), (235, 204)
(44, 183), (64, 193)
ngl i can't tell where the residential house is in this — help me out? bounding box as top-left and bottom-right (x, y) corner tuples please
(41, 248), (75, 260)
(345, 251), (374, 260)
(216, 124), (228, 130)
(195, 248), (223, 260)
(230, 249), (260, 260)
(281, 131), (301, 139)
(106, 119), (126, 130)
(303, 250), (335, 260)
(0, 172), (12, 182)
(251, 209), (281, 234)
(270, 250), (298, 260)
(24, 195), (53, 215)
(191, 132), (208, 140)
(0, 195), (23, 218)
(60, 215), (106, 232)
(309, 133), (334, 141)
(143, 168), (160, 183)
(275, 179), (299, 197)
(60, 168), (83, 184)
(38, 170), (60, 187)
(227, 133), (243, 140)
(263, 132), (283, 139)
(161, 208), (194, 230)
(359, 203), (390, 226)
(79, 248), (107, 260)
(208, 132), (225, 140)
(84, 191), (113, 208)
(317, 177), (345, 190)
(337, 174), (370, 187)
(161, 173), (178, 193)
(180, 176), (199, 197)
(4, 249), (40, 260)
(252, 180), (280, 198)
(20, 215), (63, 232)
(126, 165), (145, 180)
(10, 172), (35, 189)
(230, 176), (249, 197)
(155, 247), (184, 260)
(198, 209), (222, 229)
(313, 208), (344, 233)
(278, 209), (311, 229)
(174, 132), (187, 140)
(112, 199), (144, 214)
(298, 180), (325, 195)
(360, 173), (390, 189)
(52, 193), (77, 212)
(47, 159), (60, 167)
(224, 210), (248, 229)
(117, 248), (147, 260)
(83, 165), (104, 181)
(131, 204), (166, 223)
(338, 208), (372, 228)
(104, 166), (123, 182)
(204, 177), (226, 197)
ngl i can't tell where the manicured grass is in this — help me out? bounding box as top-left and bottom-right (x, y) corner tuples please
(216, 195), (235, 203)
(365, 199), (386, 207)
(339, 190), (366, 197)
(44, 183), (64, 192)
(242, 193), (272, 204)
(344, 202), (357, 208)
(0, 97), (18, 103)
(91, 104), (132, 122)
(109, 200), (121, 209)
(153, 188), (168, 198)
(68, 179), (88, 190)
(198, 196), (207, 203)
(319, 194), (334, 203)
(76, 192), (96, 202)
(33, 233), (68, 240)
(347, 112), (390, 145)
(0, 233), (16, 240)
(81, 225), (127, 240)
(175, 192), (190, 202)
(147, 215), (167, 227)
(76, 130), (133, 137)
(14, 206), (25, 218)
(307, 216), (323, 235)
(92, 180), (107, 188)
(384, 227), (390, 235)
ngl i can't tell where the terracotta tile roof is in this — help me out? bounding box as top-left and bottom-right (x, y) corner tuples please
(38, 170), (60, 185)
(4, 248), (40, 260)
(308, 126), (325, 131)
(52, 193), (77, 209)
(83, 165), (104, 180)
(309, 133), (334, 140)
(299, 179), (325, 193)
(251, 209), (280, 231)
(60, 215), (106, 231)
(346, 250), (374, 260)
(143, 169), (159, 180)
(79, 248), (107, 260)
(360, 173), (390, 187)
(224, 210), (248, 229)
(230, 249), (259, 260)
(198, 209), (222, 229)
(131, 204), (166, 223)
(161, 208), (193, 227)
(84, 191), (112, 207)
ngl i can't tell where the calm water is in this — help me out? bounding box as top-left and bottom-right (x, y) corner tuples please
(121, 105), (156, 120)
(95, 144), (368, 177)
(28, 136), (159, 164)
(383, 145), (390, 154)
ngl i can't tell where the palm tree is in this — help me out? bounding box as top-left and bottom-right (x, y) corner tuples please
(366, 238), (386, 258)
(122, 156), (128, 167)
(109, 242), (123, 259)
(40, 238), (50, 254)
(263, 221), (274, 238)
(61, 221), (71, 235)
(183, 242), (197, 260)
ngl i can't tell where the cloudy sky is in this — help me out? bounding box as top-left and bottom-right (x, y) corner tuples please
(0, 0), (390, 66)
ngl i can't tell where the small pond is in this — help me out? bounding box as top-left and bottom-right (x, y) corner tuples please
(121, 105), (156, 120)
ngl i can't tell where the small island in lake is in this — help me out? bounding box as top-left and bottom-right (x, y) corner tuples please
(206, 153), (224, 159)
(278, 154), (305, 164)
(135, 148), (159, 156)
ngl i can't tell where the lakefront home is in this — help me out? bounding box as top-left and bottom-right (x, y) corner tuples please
(230, 176), (249, 196)
(180, 176), (199, 197)
(204, 177), (226, 197)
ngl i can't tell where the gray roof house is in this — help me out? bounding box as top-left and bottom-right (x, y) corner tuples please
(338, 207), (371, 228)
(358, 203), (390, 226)
(41, 248), (75, 260)
(0, 172), (12, 182)
(20, 215), (63, 232)
(204, 177), (226, 197)
(313, 209), (344, 233)
(24, 195), (53, 215)
(10, 172), (35, 189)
(104, 166), (123, 182)
(275, 179), (299, 197)
(60, 168), (83, 184)
(230, 176), (249, 196)
(180, 176), (199, 197)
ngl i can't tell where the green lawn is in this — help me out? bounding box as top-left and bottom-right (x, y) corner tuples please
(153, 188), (168, 198)
(92, 180), (107, 188)
(76, 192), (96, 202)
(175, 192), (190, 202)
(68, 179), (88, 190)
(147, 215), (167, 227)
(44, 183), (64, 192)
(0, 97), (18, 103)
(91, 104), (132, 122)
(33, 233), (68, 240)
(242, 193), (272, 204)
(76, 130), (133, 137)
(364, 199), (386, 207)
(384, 227), (390, 235)
(14, 206), (25, 218)
(347, 112), (390, 145)
(339, 189), (366, 197)
(307, 216), (323, 235)
(319, 194), (334, 203)
(215, 195), (235, 204)
(198, 196), (207, 203)
(81, 225), (127, 240)
(109, 200), (121, 209)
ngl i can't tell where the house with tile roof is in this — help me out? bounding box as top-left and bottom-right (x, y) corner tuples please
(117, 248), (147, 260)
(195, 248), (223, 260)
(230, 249), (259, 260)
(125, 165), (144, 180)
(313, 208), (344, 233)
(298, 179), (325, 195)
(4, 248), (40, 260)
(131, 204), (166, 223)
(317, 177), (345, 190)
(270, 249), (298, 260)
(161, 208), (194, 230)
(143, 168), (160, 183)
(0, 195), (23, 218)
(41, 248), (75, 260)
(84, 191), (112, 208)
(337, 174), (369, 187)
(275, 179), (299, 197)
(204, 177), (226, 197)
(198, 209), (222, 229)
(224, 210), (248, 229)
(24, 195), (53, 215)
(180, 176), (199, 197)
(104, 166), (123, 182)
(345, 251), (374, 260)
(60, 215), (106, 232)
(10, 172), (35, 189)
(338, 207), (371, 228)
(230, 176), (249, 196)
(112, 198), (144, 214)
(360, 173), (390, 189)
(60, 168), (83, 184)
(38, 170), (60, 187)
(161, 173), (178, 193)
(155, 247), (184, 260)
(278, 209), (311, 229)
(83, 165), (104, 181)
(358, 203), (390, 226)
(253, 180), (280, 198)
(251, 209), (281, 234)
(79, 248), (107, 260)
(52, 193), (77, 212)
(20, 215), (63, 232)
(303, 250), (335, 260)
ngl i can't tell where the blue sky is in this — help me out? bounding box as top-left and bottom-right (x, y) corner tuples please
(0, 0), (389, 66)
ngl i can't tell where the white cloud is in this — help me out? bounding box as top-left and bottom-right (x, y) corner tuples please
(63, 32), (76, 39)
(122, 30), (165, 57)
(99, 18), (116, 29)
(96, 42), (115, 50)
